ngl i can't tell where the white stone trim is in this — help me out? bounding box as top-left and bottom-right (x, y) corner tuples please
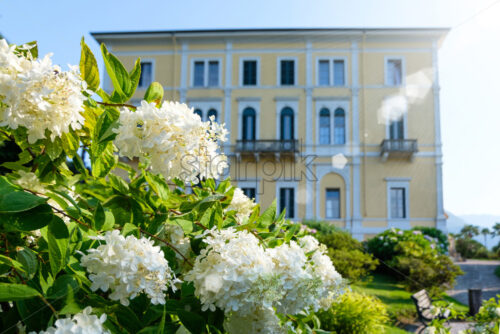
(385, 178), (410, 221)
(275, 180), (299, 219)
(238, 100), (260, 140)
(237, 180), (260, 203)
(275, 99), (299, 140)
(179, 42), (188, 102)
(239, 56), (260, 87)
(190, 57), (223, 88)
(384, 96), (408, 139)
(276, 56), (298, 86)
(384, 56), (406, 87)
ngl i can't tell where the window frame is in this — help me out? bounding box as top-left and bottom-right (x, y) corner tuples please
(325, 188), (341, 219)
(275, 99), (298, 140)
(316, 57), (348, 87)
(384, 56), (405, 87)
(238, 99), (260, 141)
(385, 178), (410, 222)
(237, 179), (260, 203)
(277, 57), (298, 86)
(137, 59), (155, 89)
(190, 58), (223, 88)
(276, 181), (298, 220)
(187, 100), (222, 122)
(239, 57), (260, 87)
(315, 99), (349, 148)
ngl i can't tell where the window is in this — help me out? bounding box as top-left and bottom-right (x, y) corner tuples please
(386, 59), (402, 86)
(207, 109), (218, 122)
(334, 108), (346, 144)
(193, 108), (203, 120)
(193, 61), (205, 87)
(192, 60), (220, 87)
(318, 60), (330, 86)
(390, 187), (406, 219)
(138, 61), (153, 88)
(208, 61), (219, 86)
(242, 60), (257, 86)
(389, 119), (404, 139)
(333, 60), (345, 86)
(280, 107), (294, 140)
(325, 189), (340, 219)
(242, 187), (256, 200)
(280, 60), (295, 85)
(279, 188), (295, 219)
(319, 108), (331, 144)
(242, 107), (256, 140)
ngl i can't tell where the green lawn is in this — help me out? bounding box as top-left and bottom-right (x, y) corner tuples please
(353, 274), (468, 333)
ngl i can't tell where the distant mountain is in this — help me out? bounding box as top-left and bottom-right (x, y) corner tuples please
(445, 212), (500, 249)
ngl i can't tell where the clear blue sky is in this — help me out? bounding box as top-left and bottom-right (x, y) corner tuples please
(1, 0), (499, 215)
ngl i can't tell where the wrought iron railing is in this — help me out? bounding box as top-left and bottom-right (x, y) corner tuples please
(380, 139), (418, 154)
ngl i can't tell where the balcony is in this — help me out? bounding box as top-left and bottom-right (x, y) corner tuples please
(380, 139), (418, 161)
(234, 139), (299, 161)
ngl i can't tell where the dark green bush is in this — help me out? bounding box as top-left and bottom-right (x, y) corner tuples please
(365, 228), (463, 295)
(318, 231), (378, 283)
(302, 219), (339, 235)
(316, 290), (389, 334)
(455, 238), (488, 259)
(412, 226), (449, 253)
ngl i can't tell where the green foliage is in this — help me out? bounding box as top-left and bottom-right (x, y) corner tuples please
(495, 266), (500, 279)
(464, 296), (500, 333)
(302, 219), (339, 235)
(316, 290), (389, 334)
(412, 226), (449, 253)
(365, 228), (463, 295)
(455, 238), (489, 259)
(317, 230), (378, 282)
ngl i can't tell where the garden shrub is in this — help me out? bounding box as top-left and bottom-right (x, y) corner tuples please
(412, 226), (449, 253)
(365, 228), (463, 295)
(0, 39), (346, 334)
(316, 290), (389, 334)
(318, 230), (378, 282)
(302, 219), (339, 235)
(464, 295), (500, 333)
(456, 237), (489, 259)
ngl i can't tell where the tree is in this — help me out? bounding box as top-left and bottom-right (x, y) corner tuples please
(460, 225), (480, 239)
(481, 227), (490, 248)
(492, 222), (500, 237)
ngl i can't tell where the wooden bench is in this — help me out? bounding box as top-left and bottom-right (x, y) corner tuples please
(411, 290), (451, 329)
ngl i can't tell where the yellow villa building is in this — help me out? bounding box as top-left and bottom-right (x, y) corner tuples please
(92, 28), (448, 240)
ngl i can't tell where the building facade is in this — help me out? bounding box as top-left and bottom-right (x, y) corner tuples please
(92, 28), (448, 240)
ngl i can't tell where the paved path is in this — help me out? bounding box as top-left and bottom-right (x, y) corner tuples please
(446, 260), (500, 305)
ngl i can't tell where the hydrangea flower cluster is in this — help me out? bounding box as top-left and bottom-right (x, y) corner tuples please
(114, 101), (228, 183)
(80, 230), (180, 306)
(223, 307), (286, 334)
(0, 39), (86, 143)
(226, 187), (256, 223)
(187, 229), (343, 332)
(30, 307), (109, 334)
(185, 227), (280, 314)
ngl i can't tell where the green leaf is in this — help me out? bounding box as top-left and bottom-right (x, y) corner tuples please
(80, 37), (100, 91)
(177, 310), (206, 334)
(1, 204), (53, 231)
(47, 274), (79, 299)
(15, 41), (38, 59)
(128, 58), (142, 98)
(144, 172), (169, 201)
(58, 284), (82, 315)
(0, 191), (47, 213)
(115, 304), (142, 333)
(101, 44), (134, 102)
(93, 203), (114, 231)
(0, 254), (25, 273)
(257, 199), (276, 228)
(91, 142), (117, 178)
(172, 219), (193, 234)
(0, 283), (40, 301)
(17, 248), (38, 279)
(122, 222), (138, 236)
(60, 131), (80, 158)
(108, 174), (129, 194)
(284, 223), (301, 243)
(47, 216), (69, 276)
(213, 202), (223, 229)
(144, 82), (164, 105)
(199, 207), (213, 229)
(45, 137), (63, 161)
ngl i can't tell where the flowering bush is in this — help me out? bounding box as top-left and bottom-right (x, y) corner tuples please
(365, 228), (462, 294)
(461, 295), (500, 334)
(0, 39), (345, 333)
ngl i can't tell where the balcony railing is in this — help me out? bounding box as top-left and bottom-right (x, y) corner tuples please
(380, 139), (418, 160)
(235, 140), (299, 153)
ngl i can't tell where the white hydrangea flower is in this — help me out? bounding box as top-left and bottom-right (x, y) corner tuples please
(226, 187), (256, 223)
(114, 101), (228, 183)
(0, 39), (86, 143)
(30, 307), (109, 334)
(164, 224), (191, 261)
(13, 170), (46, 193)
(185, 227), (280, 314)
(80, 230), (180, 306)
(223, 307), (286, 334)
